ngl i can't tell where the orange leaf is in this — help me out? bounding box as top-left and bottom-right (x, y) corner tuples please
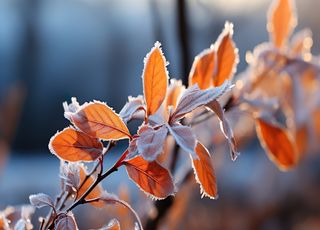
(268, 0), (296, 48)
(189, 48), (216, 89)
(77, 165), (104, 208)
(124, 156), (174, 199)
(49, 127), (103, 162)
(191, 142), (217, 199)
(68, 101), (131, 141)
(213, 22), (238, 87)
(256, 118), (298, 171)
(143, 42), (168, 116)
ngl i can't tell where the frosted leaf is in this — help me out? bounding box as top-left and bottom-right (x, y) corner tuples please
(136, 125), (168, 161)
(119, 95), (145, 123)
(60, 162), (81, 192)
(63, 97), (80, 120)
(171, 80), (232, 122)
(167, 124), (197, 158)
(206, 100), (239, 160)
(29, 193), (55, 210)
(54, 212), (78, 230)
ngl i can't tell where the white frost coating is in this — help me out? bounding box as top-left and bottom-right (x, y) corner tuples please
(136, 125), (168, 161)
(171, 80), (232, 122)
(60, 161), (81, 192)
(63, 97), (80, 121)
(29, 193), (55, 209)
(54, 212), (78, 230)
(167, 124), (198, 159)
(119, 95), (145, 123)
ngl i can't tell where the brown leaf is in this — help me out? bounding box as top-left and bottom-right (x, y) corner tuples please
(54, 212), (78, 230)
(143, 42), (168, 116)
(124, 156), (174, 199)
(189, 47), (216, 90)
(268, 0), (296, 48)
(171, 80), (231, 122)
(77, 165), (104, 208)
(256, 118), (298, 171)
(137, 125), (168, 161)
(206, 100), (239, 160)
(49, 127), (103, 162)
(213, 22), (238, 87)
(191, 142), (217, 199)
(67, 101), (131, 141)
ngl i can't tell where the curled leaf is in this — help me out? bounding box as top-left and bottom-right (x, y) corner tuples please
(49, 127), (103, 162)
(268, 0), (296, 48)
(136, 125), (168, 161)
(66, 101), (131, 141)
(256, 118), (298, 171)
(54, 212), (78, 230)
(143, 41), (169, 116)
(171, 80), (231, 122)
(213, 22), (239, 87)
(29, 193), (55, 210)
(124, 156), (175, 200)
(119, 96), (145, 123)
(191, 142), (218, 199)
(206, 100), (239, 160)
(167, 124), (197, 158)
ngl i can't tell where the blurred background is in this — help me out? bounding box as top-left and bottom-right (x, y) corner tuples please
(0, 0), (320, 229)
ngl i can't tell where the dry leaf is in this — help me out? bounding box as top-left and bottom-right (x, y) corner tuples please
(77, 165), (104, 208)
(256, 118), (298, 170)
(191, 142), (218, 199)
(171, 80), (231, 122)
(143, 41), (168, 116)
(268, 0), (296, 48)
(136, 125), (168, 161)
(167, 124), (197, 158)
(54, 212), (78, 230)
(49, 127), (103, 162)
(124, 156), (174, 199)
(189, 47), (216, 89)
(66, 101), (131, 141)
(213, 22), (238, 87)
